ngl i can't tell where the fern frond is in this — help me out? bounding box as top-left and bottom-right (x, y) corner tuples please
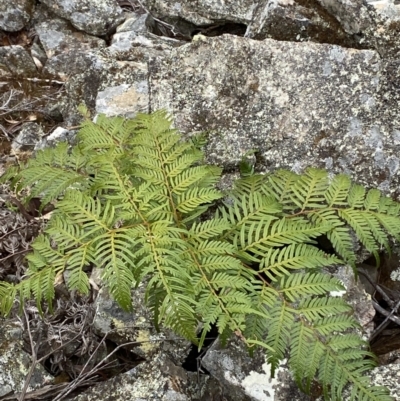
(297, 297), (352, 321)
(318, 345), (392, 401)
(170, 166), (216, 195)
(188, 219), (231, 241)
(232, 174), (269, 197)
(218, 193), (282, 244)
(260, 244), (341, 281)
(17, 266), (56, 314)
(2, 111), (398, 401)
(244, 285), (274, 345)
(314, 315), (360, 336)
(0, 282), (17, 316)
(57, 191), (116, 233)
(347, 184), (366, 209)
(324, 174), (352, 207)
(364, 189), (381, 211)
(176, 187), (222, 214)
(264, 300), (294, 376)
(375, 213), (400, 241)
(338, 209), (381, 259)
(289, 321), (320, 391)
(241, 217), (330, 255)
(265, 169), (299, 208)
(309, 209), (356, 266)
(26, 234), (66, 271)
(290, 168), (329, 210)
(79, 113), (137, 157)
(12, 141), (91, 204)
(279, 272), (345, 302)
(64, 262), (90, 295)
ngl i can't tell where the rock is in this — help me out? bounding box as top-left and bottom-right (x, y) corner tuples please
(331, 265), (376, 336)
(0, 207), (39, 279)
(0, 320), (53, 397)
(43, 50), (103, 81)
(93, 282), (191, 360)
(149, 35), (400, 196)
(34, 126), (73, 150)
(11, 123), (43, 152)
(35, 18), (106, 59)
(202, 336), (268, 401)
(30, 42), (48, 69)
(96, 80), (149, 118)
(42, 50), (109, 124)
(364, 0), (400, 58)
(67, 352), (200, 401)
(39, 0), (125, 36)
(116, 13), (148, 33)
(245, 0), (375, 47)
(2, 1), (400, 399)
(202, 336), (323, 401)
(140, 0), (255, 25)
(108, 30), (184, 61)
(43, 46), (152, 124)
(0, 0), (35, 32)
(317, 0), (376, 35)
(203, 336), (400, 400)
(0, 45), (37, 77)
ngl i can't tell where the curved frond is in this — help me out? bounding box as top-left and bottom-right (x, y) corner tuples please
(2, 111), (398, 401)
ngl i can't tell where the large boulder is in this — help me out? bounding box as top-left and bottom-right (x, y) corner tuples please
(0, 0), (35, 32)
(0, 321), (53, 397)
(140, 0), (254, 25)
(150, 35), (400, 196)
(245, 0), (375, 47)
(39, 0), (125, 36)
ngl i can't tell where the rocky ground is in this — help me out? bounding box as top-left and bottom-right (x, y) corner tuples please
(1, 0), (400, 400)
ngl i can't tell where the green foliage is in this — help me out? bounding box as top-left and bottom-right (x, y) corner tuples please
(1, 110), (397, 401)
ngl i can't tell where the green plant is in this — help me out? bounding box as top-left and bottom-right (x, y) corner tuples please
(1, 110), (397, 401)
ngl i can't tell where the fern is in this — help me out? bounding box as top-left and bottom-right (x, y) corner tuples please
(0, 111), (397, 401)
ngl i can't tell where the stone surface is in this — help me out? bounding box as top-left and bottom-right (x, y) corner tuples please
(202, 337), (268, 401)
(108, 30), (184, 61)
(116, 13), (147, 33)
(332, 265), (376, 336)
(0, 0), (35, 32)
(43, 48), (152, 125)
(0, 45), (37, 77)
(2, 1), (400, 400)
(11, 123), (44, 152)
(96, 79), (149, 118)
(34, 126), (74, 150)
(366, 1), (400, 58)
(150, 35), (400, 197)
(0, 320), (53, 397)
(68, 352), (200, 401)
(39, 0), (125, 36)
(245, 0), (370, 47)
(36, 18), (105, 59)
(141, 0), (255, 25)
(93, 282), (191, 361)
(202, 337), (400, 400)
(317, 0), (376, 35)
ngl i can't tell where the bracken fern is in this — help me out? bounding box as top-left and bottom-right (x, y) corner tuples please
(0, 110), (397, 401)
